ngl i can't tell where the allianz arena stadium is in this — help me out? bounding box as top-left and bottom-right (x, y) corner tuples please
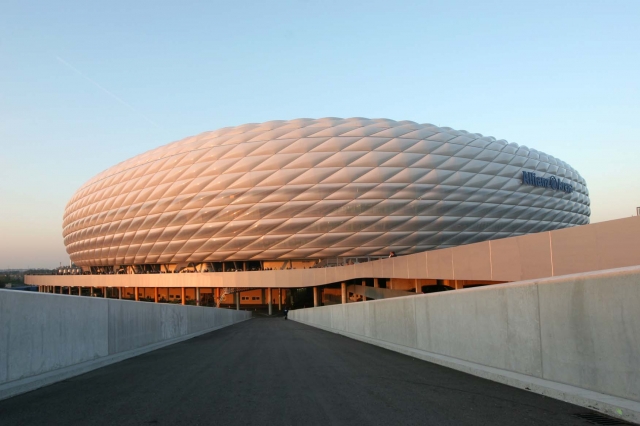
(62, 118), (590, 269)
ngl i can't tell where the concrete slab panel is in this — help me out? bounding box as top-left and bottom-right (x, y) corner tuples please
(504, 283), (542, 376)
(551, 225), (598, 277)
(538, 270), (640, 402)
(490, 237), (523, 282)
(515, 232), (553, 280)
(452, 242), (492, 281)
(414, 295), (431, 353)
(371, 297), (417, 348)
(330, 305), (346, 331)
(427, 248), (454, 279)
(372, 259), (382, 278)
(325, 267), (337, 284)
(315, 306), (332, 328)
(380, 258), (394, 278)
(594, 217), (640, 271)
(425, 290), (504, 365)
(354, 262), (367, 278)
(406, 252), (428, 279)
(393, 256), (409, 278)
(345, 302), (366, 336)
(0, 291), (8, 383)
(312, 268), (325, 285)
(6, 292), (109, 382)
(289, 269), (304, 288)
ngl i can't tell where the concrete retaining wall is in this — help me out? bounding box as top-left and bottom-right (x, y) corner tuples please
(290, 266), (640, 423)
(0, 290), (250, 400)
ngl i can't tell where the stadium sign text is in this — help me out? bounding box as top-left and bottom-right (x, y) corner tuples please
(521, 171), (573, 194)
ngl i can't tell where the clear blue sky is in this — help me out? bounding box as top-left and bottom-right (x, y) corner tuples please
(1, 0), (639, 268)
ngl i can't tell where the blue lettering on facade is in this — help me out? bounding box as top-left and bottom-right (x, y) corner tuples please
(521, 171), (573, 193)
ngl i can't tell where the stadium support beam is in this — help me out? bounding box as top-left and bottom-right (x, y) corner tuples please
(268, 288), (272, 315)
(415, 279), (420, 294)
(341, 283), (347, 304)
(278, 288), (282, 311)
(118, 287), (122, 299)
(68, 287), (72, 295)
(313, 287), (318, 307)
(103, 287), (107, 298)
(181, 287), (185, 305)
(196, 287), (200, 306)
(154, 287), (158, 303)
(374, 278), (379, 288)
(235, 292), (240, 310)
(135, 287), (139, 301)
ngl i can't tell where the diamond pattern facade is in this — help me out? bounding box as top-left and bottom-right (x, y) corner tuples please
(63, 118), (590, 266)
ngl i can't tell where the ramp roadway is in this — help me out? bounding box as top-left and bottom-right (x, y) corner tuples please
(0, 317), (612, 425)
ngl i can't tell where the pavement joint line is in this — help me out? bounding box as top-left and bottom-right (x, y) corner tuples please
(291, 319), (640, 425)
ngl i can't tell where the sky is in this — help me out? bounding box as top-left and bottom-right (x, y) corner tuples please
(1, 0), (639, 269)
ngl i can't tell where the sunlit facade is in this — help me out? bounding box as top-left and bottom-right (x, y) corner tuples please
(62, 118), (590, 268)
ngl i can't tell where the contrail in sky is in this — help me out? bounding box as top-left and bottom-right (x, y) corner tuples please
(55, 55), (159, 128)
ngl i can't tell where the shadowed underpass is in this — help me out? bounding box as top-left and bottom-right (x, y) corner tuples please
(0, 317), (609, 425)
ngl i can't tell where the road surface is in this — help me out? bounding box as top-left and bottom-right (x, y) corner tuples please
(0, 316), (610, 425)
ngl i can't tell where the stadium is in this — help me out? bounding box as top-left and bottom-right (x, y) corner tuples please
(62, 117), (590, 274)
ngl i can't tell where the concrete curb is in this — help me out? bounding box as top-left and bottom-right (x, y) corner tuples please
(0, 318), (251, 401)
(292, 319), (640, 425)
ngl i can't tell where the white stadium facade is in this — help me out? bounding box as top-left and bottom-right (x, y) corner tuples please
(29, 117), (613, 310)
(62, 117), (590, 272)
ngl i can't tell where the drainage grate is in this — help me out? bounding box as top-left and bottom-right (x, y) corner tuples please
(573, 413), (631, 425)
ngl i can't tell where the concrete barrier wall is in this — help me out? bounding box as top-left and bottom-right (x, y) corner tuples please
(290, 266), (640, 419)
(0, 290), (250, 400)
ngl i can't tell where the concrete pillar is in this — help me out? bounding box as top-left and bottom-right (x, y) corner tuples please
(235, 292), (240, 310)
(278, 288), (282, 311)
(196, 287), (200, 306)
(374, 278), (379, 288)
(267, 288), (272, 315)
(313, 287), (318, 307)
(415, 279), (420, 294)
(135, 287), (139, 301)
(341, 282), (347, 304)
(154, 287), (158, 303)
(90, 287), (94, 297)
(103, 287), (107, 298)
(68, 286), (72, 295)
(181, 287), (185, 305)
(118, 287), (122, 299)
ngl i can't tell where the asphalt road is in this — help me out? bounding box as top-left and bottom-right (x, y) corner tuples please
(0, 316), (610, 426)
